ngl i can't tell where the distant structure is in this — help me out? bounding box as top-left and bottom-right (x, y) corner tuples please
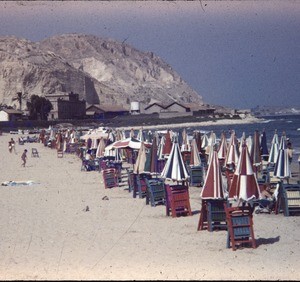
(130, 101), (140, 115)
(0, 108), (23, 122)
(46, 92), (86, 120)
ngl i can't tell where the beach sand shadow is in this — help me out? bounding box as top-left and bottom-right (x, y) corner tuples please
(256, 236), (280, 247)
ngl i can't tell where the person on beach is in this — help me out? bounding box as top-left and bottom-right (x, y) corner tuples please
(8, 141), (12, 153)
(10, 138), (16, 154)
(21, 149), (27, 167)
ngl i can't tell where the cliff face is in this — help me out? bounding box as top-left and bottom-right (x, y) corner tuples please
(0, 34), (203, 110)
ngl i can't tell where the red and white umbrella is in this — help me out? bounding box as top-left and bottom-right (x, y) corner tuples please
(225, 130), (239, 169)
(229, 142), (261, 203)
(217, 131), (228, 161)
(201, 149), (226, 200)
(96, 137), (106, 158)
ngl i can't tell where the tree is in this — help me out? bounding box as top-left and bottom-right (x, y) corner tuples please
(12, 92), (26, 110)
(27, 95), (53, 120)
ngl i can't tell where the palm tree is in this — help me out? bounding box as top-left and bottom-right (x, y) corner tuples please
(12, 92), (28, 110)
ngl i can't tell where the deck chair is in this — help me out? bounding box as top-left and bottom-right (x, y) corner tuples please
(145, 178), (166, 207)
(165, 184), (192, 218)
(31, 148), (39, 157)
(134, 173), (152, 199)
(277, 184), (300, 216)
(57, 149), (63, 158)
(188, 166), (204, 187)
(102, 168), (118, 189)
(224, 205), (256, 251)
(198, 199), (228, 232)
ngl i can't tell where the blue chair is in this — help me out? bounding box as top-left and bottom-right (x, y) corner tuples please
(145, 178), (166, 207)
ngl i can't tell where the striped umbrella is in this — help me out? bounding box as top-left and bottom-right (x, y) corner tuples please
(225, 130), (239, 169)
(201, 133), (209, 151)
(193, 130), (202, 153)
(229, 142), (261, 203)
(201, 149), (226, 200)
(217, 131), (228, 162)
(268, 130), (279, 165)
(161, 141), (189, 182)
(273, 133), (291, 180)
(157, 135), (166, 160)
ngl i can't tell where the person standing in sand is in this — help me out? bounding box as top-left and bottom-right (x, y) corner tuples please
(10, 138), (16, 154)
(21, 149), (27, 167)
(8, 141), (12, 153)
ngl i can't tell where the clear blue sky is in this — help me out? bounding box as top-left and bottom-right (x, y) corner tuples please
(0, 1), (299, 109)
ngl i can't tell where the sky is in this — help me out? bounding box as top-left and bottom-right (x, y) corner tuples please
(0, 1), (299, 109)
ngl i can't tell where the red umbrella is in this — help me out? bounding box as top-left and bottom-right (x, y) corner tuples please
(201, 149), (226, 200)
(162, 129), (172, 156)
(229, 142), (261, 204)
(225, 130), (239, 170)
(217, 131), (228, 163)
(190, 138), (201, 167)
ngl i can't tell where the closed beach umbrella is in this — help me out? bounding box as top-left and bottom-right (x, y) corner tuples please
(96, 137), (106, 158)
(268, 130), (279, 165)
(201, 133), (209, 151)
(157, 135), (165, 160)
(252, 130), (262, 172)
(149, 135), (159, 174)
(225, 131), (239, 169)
(260, 129), (269, 161)
(134, 142), (150, 174)
(193, 130), (202, 152)
(273, 133), (291, 180)
(201, 149), (226, 200)
(229, 142), (261, 203)
(161, 141), (189, 182)
(190, 138), (201, 167)
(217, 131), (228, 161)
(162, 130), (172, 156)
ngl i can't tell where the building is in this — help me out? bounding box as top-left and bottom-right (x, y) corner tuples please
(86, 104), (129, 119)
(46, 92), (86, 120)
(0, 108), (23, 122)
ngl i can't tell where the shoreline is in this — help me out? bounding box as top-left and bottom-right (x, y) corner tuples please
(115, 115), (265, 131)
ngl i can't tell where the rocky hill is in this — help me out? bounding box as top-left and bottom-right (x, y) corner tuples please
(0, 34), (203, 110)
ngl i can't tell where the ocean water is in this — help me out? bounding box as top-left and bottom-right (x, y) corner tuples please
(181, 114), (300, 165)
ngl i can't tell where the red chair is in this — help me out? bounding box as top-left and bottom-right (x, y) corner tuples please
(165, 184), (192, 218)
(102, 168), (118, 189)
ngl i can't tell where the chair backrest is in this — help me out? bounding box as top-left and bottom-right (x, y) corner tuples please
(102, 168), (118, 189)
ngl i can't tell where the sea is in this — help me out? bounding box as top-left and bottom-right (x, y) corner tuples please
(143, 114), (300, 166)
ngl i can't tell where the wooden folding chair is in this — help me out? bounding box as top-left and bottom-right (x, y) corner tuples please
(224, 205), (256, 251)
(198, 199), (228, 232)
(165, 184), (192, 218)
(102, 168), (118, 189)
(277, 184), (300, 216)
(145, 178), (166, 207)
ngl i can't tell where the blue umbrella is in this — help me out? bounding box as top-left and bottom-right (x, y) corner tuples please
(260, 129), (269, 161)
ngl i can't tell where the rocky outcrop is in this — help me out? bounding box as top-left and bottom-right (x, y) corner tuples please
(0, 34), (203, 110)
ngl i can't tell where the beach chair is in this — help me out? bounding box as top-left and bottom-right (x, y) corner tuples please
(224, 205), (256, 251)
(133, 173), (152, 199)
(31, 148), (39, 157)
(127, 169), (134, 193)
(102, 168), (119, 189)
(165, 184), (192, 218)
(277, 183), (300, 216)
(145, 178), (166, 207)
(188, 166), (205, 187)
(57, 149), (63, 158)
(198, 199), (228, 232)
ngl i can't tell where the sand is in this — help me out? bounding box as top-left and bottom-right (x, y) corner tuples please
(0, 132), (299, 280)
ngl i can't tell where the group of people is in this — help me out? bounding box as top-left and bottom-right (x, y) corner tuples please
(8, 137), (28, 167)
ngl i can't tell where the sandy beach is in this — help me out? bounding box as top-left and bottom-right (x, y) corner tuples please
(0, 132), (300, 280)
